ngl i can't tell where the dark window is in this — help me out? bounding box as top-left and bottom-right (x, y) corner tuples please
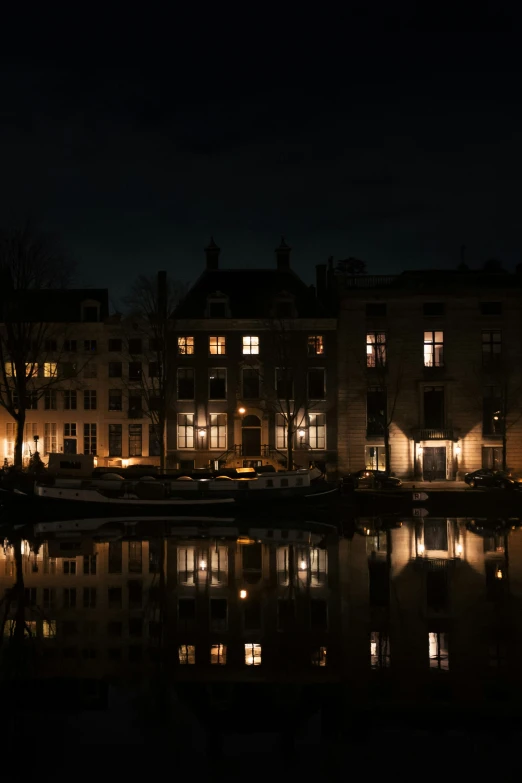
(149, 424), (162, 456)
(242, 543), (262, 572)
(109, 389), (122, 411)
(423, 386), (444, 428)
(148, 362), (159, 377)
(64, 340), (77, 352)
(209, 301), (227, 318)
(108, 587), (122, 609)
(62, 362), (77, 379)
(242, 368), (260, 399)
(128, 581), (142, 609)
(129, 362), (142, 381)
(83, 340), (97, 352)
(482, 331), (502, 368)
(25, 587), (37, 606)
(83, 555), (96, 575)
(483, 386), (503, 435)
(83, 307), (98, 322)
(129, 338), (142, 354)
(209, 368), (226, 399)
(366, 303), (387, 317)
(276, 368), (294, 399)
(108, 542), (122, 574)
(423, 302), (445, 316)
(109, 362), (122, 378)
(178, 598), (196, 621)
(424, 520), (448, 551)
(308, 368), (325, 399)
(128, 542), (142, 573)
(83, 587), (97, 608)
(310, 599), (328, 631)
(26, 392), (38, 410)
(244, 600), (262, 631)
(44, 390), (57, 410)
(177, 368), (195, 400)
(129, 619), (142, 638)
(149, 338), (160, 352)
(63, 620), (78, 636)
(108, 424), (122, 456)
(369, 561), (389, 607)
(63, 588), (77, 608)
(149, 539), (162, 573)
(277, 599), (295, 631)
(108, 339), (122, 352)
(482, 446), (503, 470)
(366, 387), (386, 436)
(108, 621), (122, 637)
(45, 339), (57, 352)
(83, 423), (97, 454)
(129, 424), (142, 456)
(210, 598), (228, 632)
(480, 302), (502, 316)
(64, 390), (77, 410)
(128, 394), (142, 418)
(83, 390), (97, 410)
(427, 570), (448, 611)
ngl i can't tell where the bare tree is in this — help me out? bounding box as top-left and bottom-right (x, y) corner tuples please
(123, 273), (186, 472)
(244, 319), (324, 471)
(0, 223), (76, 467)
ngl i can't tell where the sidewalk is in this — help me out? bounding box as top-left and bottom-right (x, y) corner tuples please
(400, 480), (469, 491)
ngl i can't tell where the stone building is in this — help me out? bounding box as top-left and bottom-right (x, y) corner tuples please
(336, 267), (522, 478)
(169, 240), (338, 472)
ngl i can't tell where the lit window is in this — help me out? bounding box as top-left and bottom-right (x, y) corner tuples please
(365, 445), (386, 470)
(43, 362), (57, 377)
(424, 331), (444, 367)
(177, 546), (196, 585)
(24, 362), (38, 378)
(370, 631), (391, 669)
(178, 336), (194, 355)
(429, 631), (449, 670)
(309, 413), (326, 449)
(210, 413), (227, 449)
(43, 620), (56, 638)
(311, 647), (327, 667)
(177, 413), (194, 449)
(209, 336), (226, 355)
(245, 643), (262, 666)
(242, 335), (259, 355)
(178, 644), (196, 665)
(307, 335), (324, 356)
(275, 413), (287, 449)
(210, 644), (227, 665)
(366, 332), (386, 367)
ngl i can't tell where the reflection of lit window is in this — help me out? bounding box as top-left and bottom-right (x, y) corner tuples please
(43, 620), (56, 638)
(209, 336), (226, 355)
(210, 546), (228, 586)
(424, 331), (444, 367)
(178, 336), (194, 355)
(178, 644), (196, 665)
(370, 631), (391, 669)
(429, 631), (449, 670)
(311, 646), (327, 666)
(245, 643), (262, 666)
(210, 644), (227, 665)
(242, 335), (259, 355)
(310, 548), (327, 587)
(177, 547), (196, 585)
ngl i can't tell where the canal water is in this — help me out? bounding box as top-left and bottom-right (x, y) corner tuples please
(1, 502), (522, 760)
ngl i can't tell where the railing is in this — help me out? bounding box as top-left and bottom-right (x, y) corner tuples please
(414, 429), (455, 441)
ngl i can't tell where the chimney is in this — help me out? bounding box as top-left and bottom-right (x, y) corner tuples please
(157, 270), (167, 319)
(316, 264), (327, 304)
(205, 237), (220, 270)
(275, 237), (291, 270)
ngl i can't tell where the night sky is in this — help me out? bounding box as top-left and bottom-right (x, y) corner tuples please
(1, 13), (520, 303)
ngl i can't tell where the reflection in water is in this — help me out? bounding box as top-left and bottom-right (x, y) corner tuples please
(1, 511), (522, 745)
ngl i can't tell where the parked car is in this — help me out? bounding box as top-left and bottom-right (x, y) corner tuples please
(342, 469), (402, 490)
(464, 469), (522, 490)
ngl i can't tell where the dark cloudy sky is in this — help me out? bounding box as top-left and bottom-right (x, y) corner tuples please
(1, 10), (521, 302)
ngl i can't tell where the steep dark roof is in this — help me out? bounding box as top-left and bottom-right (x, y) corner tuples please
(1, 289), (109, 322)
(174, 268), (321, 318)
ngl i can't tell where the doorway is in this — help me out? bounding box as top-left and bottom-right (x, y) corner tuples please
(422, 447), (446, 480)
(242, 415), (261, 456)
(63, 438), (77, 455)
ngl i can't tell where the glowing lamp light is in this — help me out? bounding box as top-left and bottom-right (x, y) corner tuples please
(298, 430), (305, 438)
(418, 543), (425, 554)
(299, 560), (307, 570)
(122, 459), (129, 468)
(455, 445), (461, 456)
(199, 559), (207, 571)
(239, 589), (247, 599)
(496, 567), (503, 580)
(238, 407), (246, 415)
(456, 543), (463, 556)
(198, 429), (206, 438)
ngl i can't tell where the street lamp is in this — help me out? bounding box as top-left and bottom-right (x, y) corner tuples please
(33, 434), (39, 452)
(298, 429), (305, 449)
(238, 407), (246, 415)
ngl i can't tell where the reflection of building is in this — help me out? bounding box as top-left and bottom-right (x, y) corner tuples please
(170, 240), (337, 471)
(336, 267), (522, 478)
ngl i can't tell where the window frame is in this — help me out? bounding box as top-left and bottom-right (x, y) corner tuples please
(128, 423), (142, 457)
(209, 413), (227, 450)
(208, 368), (227, 400)
(209, 335), (226, 355)
(307, 335), (324, 356)
(177, 367), (195, 400)
(423, 330), (444, 368)
(177, 413), (194, 449)
(366, 332), (387, 368)
(178, 336), (194, 356)
(308, 412), (326, 450)
(242, 335), (259, 355)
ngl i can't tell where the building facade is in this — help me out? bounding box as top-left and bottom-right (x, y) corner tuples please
(336, 268), (522, 478)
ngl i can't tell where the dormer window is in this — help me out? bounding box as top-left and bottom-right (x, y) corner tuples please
(81, 300), (101, 323)
(207, 292), (229, 318)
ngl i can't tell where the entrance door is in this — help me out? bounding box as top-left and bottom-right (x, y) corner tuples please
(63, 438), (77, 455)
(242, 415), (261, 456)
(423, 447), (446, 480)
